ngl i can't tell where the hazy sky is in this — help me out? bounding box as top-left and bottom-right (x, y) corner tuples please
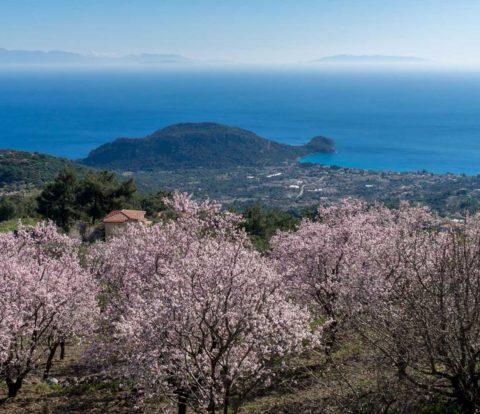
(1, 0), (480, 64)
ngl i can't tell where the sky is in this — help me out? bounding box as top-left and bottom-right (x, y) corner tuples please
(1, 0), (480, 65)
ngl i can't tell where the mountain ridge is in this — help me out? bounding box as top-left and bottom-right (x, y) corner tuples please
(0, 48), (192, 65)
(315, 54), (428, 63)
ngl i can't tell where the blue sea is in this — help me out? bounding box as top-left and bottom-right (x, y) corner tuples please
(1, 67), (480, 174)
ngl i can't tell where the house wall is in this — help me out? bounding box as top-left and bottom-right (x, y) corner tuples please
(104, 222), (128, 240)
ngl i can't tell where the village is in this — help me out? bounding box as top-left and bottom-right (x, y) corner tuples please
(132, 162), (480, 216)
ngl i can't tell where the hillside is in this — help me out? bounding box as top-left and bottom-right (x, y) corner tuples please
(0, 150), (85, 190)
(82, 123), (335, 171)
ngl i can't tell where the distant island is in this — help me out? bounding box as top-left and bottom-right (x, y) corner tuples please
(82, 123), (335, 171)
(315, 54), (428, 63)
(0, 48), (192, 65)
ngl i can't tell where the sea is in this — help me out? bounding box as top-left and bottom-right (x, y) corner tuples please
(1, 66), (480, 175)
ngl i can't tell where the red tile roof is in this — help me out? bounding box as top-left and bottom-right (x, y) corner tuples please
(103, 209), (147, 223)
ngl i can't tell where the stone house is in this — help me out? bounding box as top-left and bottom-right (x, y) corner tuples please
(103, 209), (151, 239)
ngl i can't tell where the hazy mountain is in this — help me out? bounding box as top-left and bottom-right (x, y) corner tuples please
(0, 48), (192, 65)
(123, 53), (192, 64)
(82, 123), (335, 171)
(315, 54), (428, 63)
(0, 48), (89, 64)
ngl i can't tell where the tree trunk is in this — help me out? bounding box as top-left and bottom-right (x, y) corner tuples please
(458, 396), (476, 414)
(43, 342), (59, 380)
(452, 377), (478, 414)
(59, 341), (66, 360)
(324, 317), (338, 356)
(223, 395), (229, 414)
(223, 383), (231, 414)
(177, 392), (188, 414)
(456, 389), (477, 414)
(5, 377), (24, 398)
(207, 399), (216, 414)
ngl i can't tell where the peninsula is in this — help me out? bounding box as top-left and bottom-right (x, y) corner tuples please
(82, 123), (335, 171)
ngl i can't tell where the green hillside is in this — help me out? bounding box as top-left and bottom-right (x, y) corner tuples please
(0, 150), (85, 190)
(82, 123), (335, 171)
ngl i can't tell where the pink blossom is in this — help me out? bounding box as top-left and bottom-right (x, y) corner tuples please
(270, 200), (435, 349)
(0, 222), (99, 398)
(91, 193), (316, 412)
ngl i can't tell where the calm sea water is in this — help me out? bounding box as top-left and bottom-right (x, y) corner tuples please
(1, 67), (480, 174)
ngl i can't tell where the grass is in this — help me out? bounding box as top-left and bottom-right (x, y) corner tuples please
(58, 380), (125, 396)
(0, 217), (39, 232)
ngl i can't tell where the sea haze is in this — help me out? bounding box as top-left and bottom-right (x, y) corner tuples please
(0, 67), (480, 174)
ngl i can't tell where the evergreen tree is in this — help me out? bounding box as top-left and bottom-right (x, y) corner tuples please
(138, 190), (172, 217)
(0, 198), (16, 221)
(37, 168), (79, 230)
(242, 204), (299, 251)
(76, 171), (136, 223)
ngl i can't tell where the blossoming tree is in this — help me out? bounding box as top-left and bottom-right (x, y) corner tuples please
(354, 213), (480, 413)
(92, 193), (317, 413)
(270, 200), (433, 351)
(0, 222), (99, 398)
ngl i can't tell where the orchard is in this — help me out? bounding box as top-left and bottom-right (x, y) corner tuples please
(2, 195), (480, 413)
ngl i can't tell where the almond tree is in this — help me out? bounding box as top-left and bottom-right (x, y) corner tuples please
(92, 193), (317, 413)
(0, 222), (99, 399)
(355, 213), (480, 413)
(277, 199), (480, 411)
(270, 200), (433, 351)
(271, 201), (386, 350)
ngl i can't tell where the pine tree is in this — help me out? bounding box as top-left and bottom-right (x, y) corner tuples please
(37, 168), (79, 230)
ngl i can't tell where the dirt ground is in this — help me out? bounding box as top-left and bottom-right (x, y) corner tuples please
(0, 344), (329, 414)
(0, 346), (148, 414)
(0, 333), (423, 414)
